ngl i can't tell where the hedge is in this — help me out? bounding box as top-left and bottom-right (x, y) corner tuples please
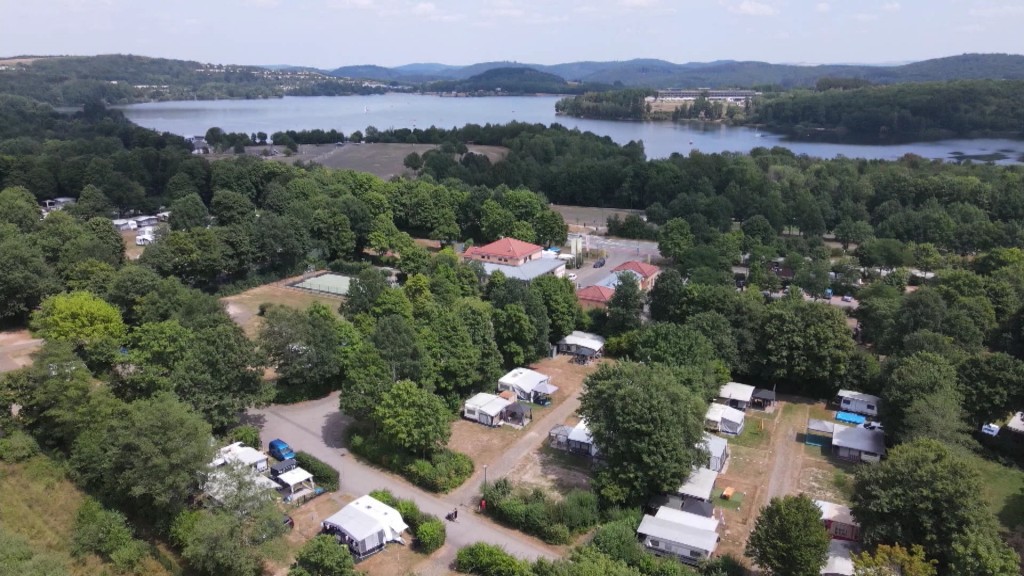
(366, 488), (447, 554)
(349, 431), (473, 493)
(455, 543), (532, 576)
(481, 478), (600, 544)
(294, 451), (340, 491)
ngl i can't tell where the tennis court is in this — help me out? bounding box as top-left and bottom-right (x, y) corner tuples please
(290, 273), (352, 296)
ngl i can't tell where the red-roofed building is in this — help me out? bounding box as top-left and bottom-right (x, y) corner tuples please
(576, 285), (616, 310)
(612, 261), (662, 290)
(463, 238), (544, 266)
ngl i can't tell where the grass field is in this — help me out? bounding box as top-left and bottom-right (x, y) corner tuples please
(221, 274), (345, 338)
(0, 456), (177, 576)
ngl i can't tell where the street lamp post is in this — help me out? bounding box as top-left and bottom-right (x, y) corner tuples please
(483, 464), (488, 488)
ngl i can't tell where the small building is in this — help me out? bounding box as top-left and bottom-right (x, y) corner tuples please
(498, 368), (557, 404)
(832, 424), (886, 463)
(656, 506), (719, 532)
(557, 331), (605, 358)
(637, 512), (719, 565)
(568, 419), (598, 456)
(705, 403), (745, 436)
(751, 388), (776, 410)
(463, 392), (512, 427)
(322, 495), (408, 559)
(576, 285), (615, 310)
(698, 433), (729, 472)
(834, 390), (881, 418)
(717, 382), (756, 411)
(822, 539), (858, 576)
(805, 419), (836, 446)
(276, 467), (316, 501)
(612, 261), (661, 290)
(815, 500), (860, 541)
(463, 237), (543, 266)
(481, 258), (566, 281)
(111, 218), (137, 231)
(676, 467), (718, 503)
(134, 215), (159, 228)
(595, 269), (642, 292)
(211, 442), (269, 473)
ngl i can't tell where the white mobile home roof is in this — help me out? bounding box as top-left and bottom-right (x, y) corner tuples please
(815, 500), (858, 526)
(481, 259), (565, 281)
(655, 507), (719, 532)
(560, 331), (605, 352)
(277, 467), (314, 488)
(465, 393), (511, 417)
(212, 442), (267, 467)
(568, 419), (593, 444)
(637, 515), (719, 553)
(832, 424), (886, 455)
(499, 368), (551, 395)
(677, 467), (718, 501)
(718, 382), (755, 403)
(699, 433), (728, 459)
(836, 389), (881, 404)
(323, 495), (408, 542)
(823, 539), (857, 576)
(705, 403), (745, 425)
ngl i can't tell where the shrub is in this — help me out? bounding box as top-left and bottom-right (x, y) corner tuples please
(455, 543), (532, 576)
(349, 428), (472, 492)
(294, 451), (340, 491)
(395, 499), (424, 530)
(0, 429), (40, 462)
(481, 479), (600, 544)
(226, 425), (261, 450)
(290, 534), (355, 576)
(72, 498), (149, 572)
(368, 489), (397, 506)
(416, 518), (446, 554)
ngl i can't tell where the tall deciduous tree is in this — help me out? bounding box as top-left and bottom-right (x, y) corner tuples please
(288, 534), (357, 576)
(578, 362), (707, 504)
(853, 544), (937, 576)
(757, 300), (853, 396)
(657, 218), (694, 261)
(0, 234), (57, 321)
(530, 275), (582, 343)
(606, 274), (644, 336)
(169, 193), (209, 231)
(745, 494), (830, 576)
(373, 380), (451, 456)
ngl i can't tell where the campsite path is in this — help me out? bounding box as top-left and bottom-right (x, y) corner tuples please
(762, 399), (809, 502)
(448, 380), (584, 506)
(249, 394), (561, 572)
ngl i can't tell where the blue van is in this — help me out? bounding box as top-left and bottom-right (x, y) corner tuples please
(268, 439), (296, 461)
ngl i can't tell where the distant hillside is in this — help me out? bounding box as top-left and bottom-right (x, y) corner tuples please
(0, 54), (390, 105)
(323, 53), (1024, 88)
(426, 67), (595, 95)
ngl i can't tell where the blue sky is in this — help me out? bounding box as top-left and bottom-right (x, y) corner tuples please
(2, 0), (1022, 68)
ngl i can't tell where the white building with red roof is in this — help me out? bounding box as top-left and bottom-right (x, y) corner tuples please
(576, 285), (616, 309)
(612, 261), (662, 290)
(463, 238), (544, 266)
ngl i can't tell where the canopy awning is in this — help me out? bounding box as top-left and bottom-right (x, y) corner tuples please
(534, 382), (558, 395)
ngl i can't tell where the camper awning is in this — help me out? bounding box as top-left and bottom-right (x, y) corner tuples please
(277, 467), (314, 488)
(677, 467), (718, 501)
(534, 382), (558, 395)
(836, 412), (865, 425)
(807, 419), (835, 434)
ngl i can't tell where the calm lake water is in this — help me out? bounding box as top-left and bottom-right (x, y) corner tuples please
(119, 94), (1024, 163)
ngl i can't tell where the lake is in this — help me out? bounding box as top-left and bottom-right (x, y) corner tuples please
(119, 94), (1024, 163)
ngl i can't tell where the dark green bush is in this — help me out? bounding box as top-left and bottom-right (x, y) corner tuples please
(455, 543), (532, 576)
(481, 479), (599, 544)
(294, 451), (340, 491)
(72, 498), (149, 572)
(395, 499), (424, 531)
(415, 518), (446, 554)
(225, 425), (261, 450)
(349, 430), (473, 492)
(0, 429), (40, 462)
(368, 488), (396, 506)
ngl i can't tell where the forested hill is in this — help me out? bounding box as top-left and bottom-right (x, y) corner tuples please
(754, 79), (1024, 142)
(329, 53), (1024, 88)
(0, 54), (390, 106)
(425, 67), (600, 95)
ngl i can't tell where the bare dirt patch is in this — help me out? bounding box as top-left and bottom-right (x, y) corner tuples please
(507, 446), (592, 495)
(0, 57), (46, 66)
(220, 273), (345, 338)
(0, 329), (43, 373)
(448, 420), (525, 470)
(120, 229), (146, 260)
(550, 205), (644, 234)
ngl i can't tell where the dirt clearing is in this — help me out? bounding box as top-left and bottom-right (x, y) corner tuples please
(221, 274), (344, 338)
(0, 329), (43, 373)
(550, 204), (644, 234)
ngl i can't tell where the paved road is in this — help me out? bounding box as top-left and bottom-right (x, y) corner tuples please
(249, 394), (561, 572)
(0, 336), (43, 373)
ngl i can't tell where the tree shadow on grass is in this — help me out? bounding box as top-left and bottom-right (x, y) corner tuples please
(999, 486), (1024, 531)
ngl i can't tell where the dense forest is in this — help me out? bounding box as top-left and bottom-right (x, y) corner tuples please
(425, 67), (597, 95)
(754, 79), (1024, 142)
(0, 55), (389, 106)
(2, 92), (1024, 574)
(554, 89), (655, 120)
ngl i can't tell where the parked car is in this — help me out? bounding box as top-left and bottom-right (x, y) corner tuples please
(268, 439), (296, 461)
(842, 294), (854, 302)
(593, 258), (606, 268)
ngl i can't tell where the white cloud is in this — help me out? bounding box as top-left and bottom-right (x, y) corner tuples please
(968, 4), (1024, 17)
(412, 2), (436, 15)
(815, 2), (830, 12)
(882, 2), (901, 11)
(328, 0), (375, 8)
(621, 0), (658, 6)
(852, 12), (878, 21)
(724, 1), (778, 16)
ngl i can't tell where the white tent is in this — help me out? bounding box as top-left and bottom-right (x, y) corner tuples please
(558, 331), (605, 357)
(698, 433), (729, 472)
(637, 514), (719, 565)
(567, 419), (598, 456)
(705, 403), (745, 435)
(211, 442), (269, 472)
(323, 495), (408, 558)
(677, 467), (718, 502)
(718, 382), (755, 410)
(276, 467), (315, 495)
(655, 506), (719, 532)
(498, 368), (557, 402)
(463, 392), (512, 426)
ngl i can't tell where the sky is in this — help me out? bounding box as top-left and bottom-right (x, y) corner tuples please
(2, 0), (1023, 69)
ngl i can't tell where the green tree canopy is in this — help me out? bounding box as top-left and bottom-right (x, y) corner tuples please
(373, 380), (452, 455)
(745, 494), (830, 576)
